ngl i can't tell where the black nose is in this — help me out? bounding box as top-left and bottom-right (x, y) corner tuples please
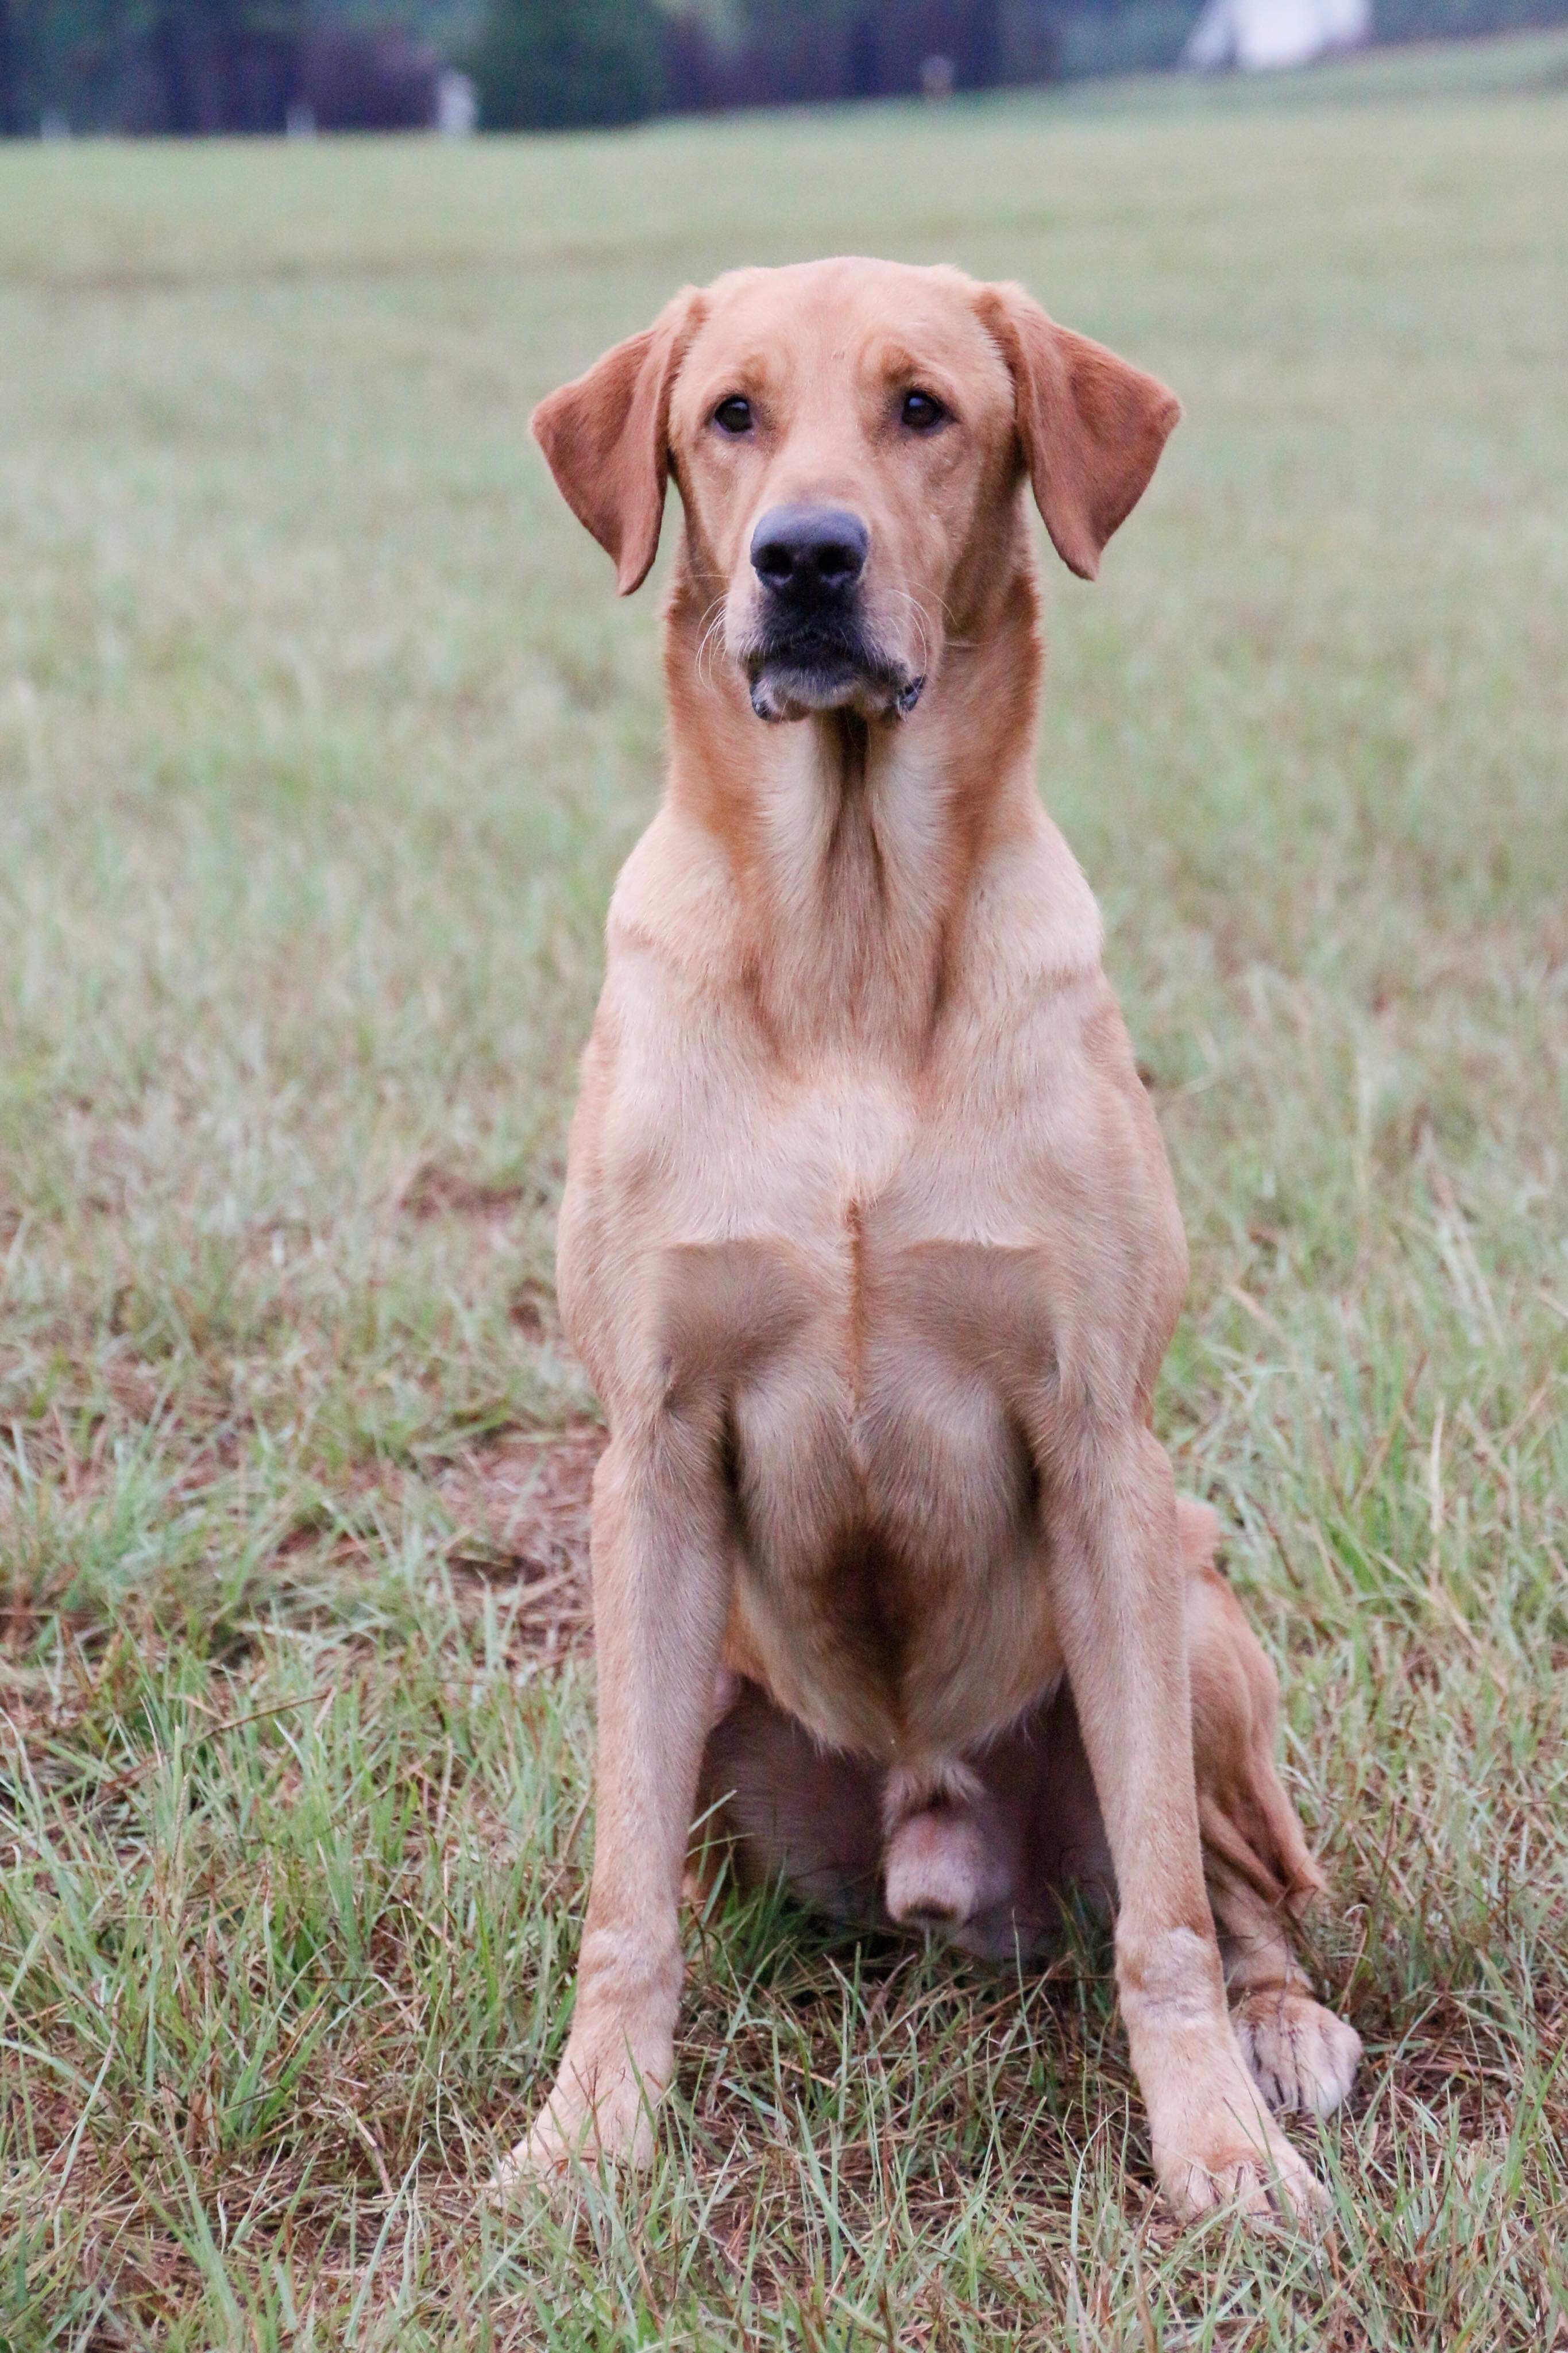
(750, 504), (869, 603)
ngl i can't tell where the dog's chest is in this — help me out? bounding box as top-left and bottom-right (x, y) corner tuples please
(652, 1088), (1061, 1753)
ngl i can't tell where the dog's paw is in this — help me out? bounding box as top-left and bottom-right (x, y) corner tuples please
(1235, 1989), (1362, 2119)
(488, 2054), (661, 2200)
(1157, 2108), (1329, 2227)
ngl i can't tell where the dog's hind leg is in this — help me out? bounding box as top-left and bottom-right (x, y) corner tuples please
(1181, 1500), (1362, 2120)
(696, 1689), (1028, 1950)
(696, 1678), (888, 1928)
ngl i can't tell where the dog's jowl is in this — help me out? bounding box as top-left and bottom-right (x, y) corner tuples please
(496, 259), (1360, 2222)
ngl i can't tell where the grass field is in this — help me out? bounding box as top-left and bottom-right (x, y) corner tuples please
(2, 31), (1566, 2348)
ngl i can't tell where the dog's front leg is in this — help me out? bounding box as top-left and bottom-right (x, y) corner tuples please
(493, 1419), (729, 2189)
(1049, 1424), (1327, 2223)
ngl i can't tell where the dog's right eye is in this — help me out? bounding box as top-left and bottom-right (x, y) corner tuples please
(901, 389), (948, 433)
(712, 396), (753, 436)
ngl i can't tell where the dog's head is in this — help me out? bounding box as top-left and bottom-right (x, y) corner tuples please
(532, 259), (1179, 726)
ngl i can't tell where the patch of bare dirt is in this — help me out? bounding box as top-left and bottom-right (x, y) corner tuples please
(435, 1419), (603, 1654)
(399, 1164), (528, 1223)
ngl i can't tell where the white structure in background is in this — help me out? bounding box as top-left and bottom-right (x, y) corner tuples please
(1183, 0), (1370, 70)
(435, 71), (477, 134)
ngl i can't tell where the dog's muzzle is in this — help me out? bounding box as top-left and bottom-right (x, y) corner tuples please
(741, 502), (924, 724)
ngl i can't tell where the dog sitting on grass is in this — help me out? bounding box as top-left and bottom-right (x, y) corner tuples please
(496, 258), (1360, 2221)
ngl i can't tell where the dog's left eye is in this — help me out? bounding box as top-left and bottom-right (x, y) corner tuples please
(712, 396), (753, 435)
(901, 389), (948, 432)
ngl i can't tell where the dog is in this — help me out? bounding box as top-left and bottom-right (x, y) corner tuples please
(496, 258), (1361, 2221)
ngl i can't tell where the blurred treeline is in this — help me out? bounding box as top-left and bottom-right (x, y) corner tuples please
(2, 0), (1565, 134)
(0, 0), (470, 132)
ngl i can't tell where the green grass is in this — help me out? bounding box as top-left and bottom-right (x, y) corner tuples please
(2, 30), (1566, 2347)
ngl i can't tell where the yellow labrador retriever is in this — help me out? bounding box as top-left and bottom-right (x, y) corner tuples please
(499, 258), (1360, 2220)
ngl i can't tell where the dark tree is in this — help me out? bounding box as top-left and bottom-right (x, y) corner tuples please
(693, 0), (1011, 106)
(474, 0), (665, 130)
(0, 0), (16, 132)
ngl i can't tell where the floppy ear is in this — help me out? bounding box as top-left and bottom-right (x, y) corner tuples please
(975, 282), (1180, 581)
(530, 288), (704, 596)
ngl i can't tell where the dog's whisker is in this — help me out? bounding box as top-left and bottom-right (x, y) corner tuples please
(879, 586), (935, 677)
(694, 597), (729, 692)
